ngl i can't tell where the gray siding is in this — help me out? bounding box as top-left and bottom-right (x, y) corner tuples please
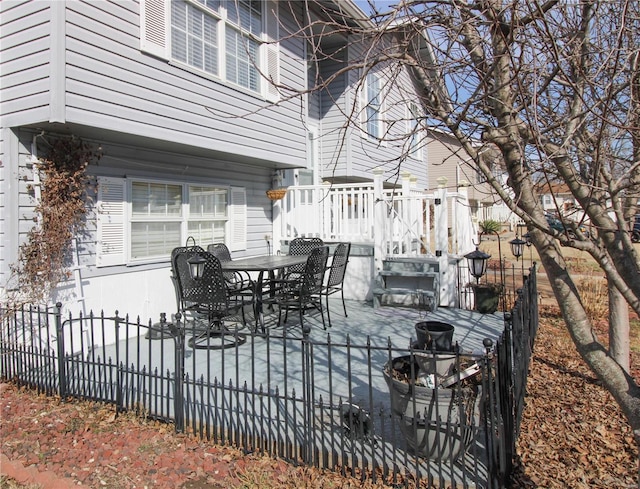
(316, 38), (428, 188)
(426, 131), (493, 203)
(319, 47), (349, 176)
(0, 1), (52, 126)
(1, 1), (308, 168)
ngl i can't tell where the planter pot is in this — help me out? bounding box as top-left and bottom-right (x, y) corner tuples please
(472, 285), (500, 314)
(413, 351), (457, 377)
(415, 321), (455, 351)
(384, 355), (478, 461)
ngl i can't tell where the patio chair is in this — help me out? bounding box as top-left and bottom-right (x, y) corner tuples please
(207, 243), (256, 293)
(321, 242), (351, 328)
(264, 246), (329, 330)
(173, 250), (247, 349)
(171, 245), (205, 315)
(207, 243), (257, 328)
(286, 237), (324, 278)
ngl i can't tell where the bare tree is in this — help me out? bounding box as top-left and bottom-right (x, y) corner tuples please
(279, 0), (640, 455)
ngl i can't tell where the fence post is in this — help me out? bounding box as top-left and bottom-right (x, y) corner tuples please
(481, 337), (499, 488)
(169, 313), (186, 433)
(301, 323), (313, 465)
(113, 311), (123, 412)
(54, 302), (67, 400)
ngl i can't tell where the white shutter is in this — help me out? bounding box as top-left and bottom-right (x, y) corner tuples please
(264, 0), (280, 102)
(96, 177), (127, 267)
(229, 187), (247, 252)
(140, 0), (169, 59)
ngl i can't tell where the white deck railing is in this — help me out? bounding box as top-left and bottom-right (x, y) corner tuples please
(273, 173), (477, 261)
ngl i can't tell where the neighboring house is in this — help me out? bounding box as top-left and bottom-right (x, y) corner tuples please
(425, 128), (514, 226)
(0, 0), (433, 320)
(537, 182), (580, 218)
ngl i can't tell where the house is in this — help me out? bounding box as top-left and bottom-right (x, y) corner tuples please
(1, 0), (454, 320)
(425, 128), (512, 226)
(537, 182), (579, 217)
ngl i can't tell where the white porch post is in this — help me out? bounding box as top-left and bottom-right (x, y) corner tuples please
(321, 181), (331, 239)
(435, 177), (452, 306)
(401, 172), (411, 255)
(410, 176), (424, 252)
(272, 197), (283, 255)
(455, 184), (475, 256)
(373, 168), (385, 273)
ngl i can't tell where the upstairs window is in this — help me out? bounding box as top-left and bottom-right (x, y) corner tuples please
(408, 102), (423, 160)
(171, 1), (220, 76)
(365, 73), (383, 139)
(141, 0), (279, 100)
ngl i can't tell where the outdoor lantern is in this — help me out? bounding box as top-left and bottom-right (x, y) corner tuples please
(509, 236), (527, 261)
(464, 247), (491, 283)
(188, 254), (206, 280)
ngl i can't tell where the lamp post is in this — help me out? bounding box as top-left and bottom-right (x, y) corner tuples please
(464, 247), (491, 284)
(509, 236), (526, 261)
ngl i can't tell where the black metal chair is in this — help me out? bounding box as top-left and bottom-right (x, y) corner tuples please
(286, 237), (324, 278)
(207, 244), (255, 293)
(207, 243), (257, 329)
(171, 245), (205, 315)
(173, 250), (247, 349)
(321, 242), (351, 328)
(264, 246), (329, 330)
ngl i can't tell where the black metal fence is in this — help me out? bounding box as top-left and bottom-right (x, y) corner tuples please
(1, 265), (538, 489)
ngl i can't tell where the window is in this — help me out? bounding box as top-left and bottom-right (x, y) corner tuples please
(170, 1), (219, 76)
(364, 73), (383, 139)
(96, 177), (246, 266)
(141, 0), (278, 100)
(408, 103), (422, 159)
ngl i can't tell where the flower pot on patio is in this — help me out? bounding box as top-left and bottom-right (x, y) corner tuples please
(383, 354), (479, 461)
(470, 283), (502, 314)
(414, 321), (455, 351)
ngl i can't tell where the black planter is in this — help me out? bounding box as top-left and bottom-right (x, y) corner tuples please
(383, 355), (478, 461)
(472, 285), (500, 314)
(415, 321), (455, 351)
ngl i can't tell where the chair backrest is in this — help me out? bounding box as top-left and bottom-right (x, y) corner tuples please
(173, 251), (229, 314)
(326, 242), (351, 287)
(300, 246), (329, 296)
(207, 243), (236, 282)
(207, 243), (232, 262)
(288, 237), (324, 275)
(289, 237), (324, 256)
(171, 246), (205, 310)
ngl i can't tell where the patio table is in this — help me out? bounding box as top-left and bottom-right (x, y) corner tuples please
(221, 254), (308, 333)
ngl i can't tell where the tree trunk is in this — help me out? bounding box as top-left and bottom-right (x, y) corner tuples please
(534, 233), (640, 450)
(609, 285), (630, 373)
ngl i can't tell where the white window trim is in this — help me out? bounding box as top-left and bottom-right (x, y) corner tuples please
(407, 102), (423, 161)
(359, 71), (386, 143)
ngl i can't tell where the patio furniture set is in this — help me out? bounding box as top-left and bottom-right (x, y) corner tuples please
(171, 238), (352, 349)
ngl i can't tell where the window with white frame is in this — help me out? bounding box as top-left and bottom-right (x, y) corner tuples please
(141, 0), (279, 100)
(364, 73), (383, 139)
(408, 102), (422, 159)
(96, 177), (246, 266)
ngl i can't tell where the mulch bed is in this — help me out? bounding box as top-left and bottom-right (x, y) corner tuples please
(1, 304), (638, 488)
